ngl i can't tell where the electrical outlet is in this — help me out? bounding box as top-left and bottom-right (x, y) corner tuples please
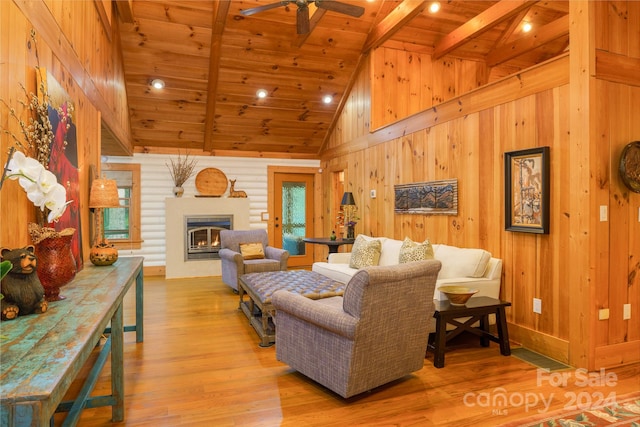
(370, 189), (376, 198)
(599, 205), (608, 221)
(533, 298), (542, 314)
(599, 308), (610, 320)
(623, 304), (631, 320)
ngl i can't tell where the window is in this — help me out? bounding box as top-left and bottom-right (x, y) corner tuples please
(102, 163), (142, 249)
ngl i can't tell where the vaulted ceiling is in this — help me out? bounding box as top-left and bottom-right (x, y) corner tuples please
(103, 0), (570, 158)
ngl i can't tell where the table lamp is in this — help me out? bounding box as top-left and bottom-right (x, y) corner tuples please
(89, 178), (120, 266)
(340, 192), (357, 239)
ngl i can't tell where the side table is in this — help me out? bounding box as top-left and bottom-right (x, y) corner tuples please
(303, 237), (355, 255)
(427, 296), (511, 368)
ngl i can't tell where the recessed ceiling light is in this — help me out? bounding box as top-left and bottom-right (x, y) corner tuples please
(323, 95), (333, 104)
(151, 79), (165, 89)
(522, 22), (532, 32)
(256, 89), (268, 98)
(428, 2), (440, 13)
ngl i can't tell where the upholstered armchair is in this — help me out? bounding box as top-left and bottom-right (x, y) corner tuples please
(219, 229), (289, 292)
(272, 259), (441, 398)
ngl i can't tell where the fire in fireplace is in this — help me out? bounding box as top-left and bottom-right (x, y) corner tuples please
(184, 215), (232, 260)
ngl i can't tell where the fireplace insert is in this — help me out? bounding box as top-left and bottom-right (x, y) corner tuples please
(184, 215), (232, 260)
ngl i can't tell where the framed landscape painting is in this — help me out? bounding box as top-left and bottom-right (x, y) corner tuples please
(504, 147), (550, 234)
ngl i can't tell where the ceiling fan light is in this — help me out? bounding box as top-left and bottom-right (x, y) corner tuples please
(323, 95), (333, 104)
(428, 2), (441, 13)
(151, 79), (165, 89)
(256, 89), (268, 98)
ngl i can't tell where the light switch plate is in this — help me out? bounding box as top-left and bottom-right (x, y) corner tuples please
(599, 205), (608, 222)
(599, 308), (610, 320)
(623, 304), (631, 320)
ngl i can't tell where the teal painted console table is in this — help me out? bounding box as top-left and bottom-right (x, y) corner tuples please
(0, 256), (144, 426)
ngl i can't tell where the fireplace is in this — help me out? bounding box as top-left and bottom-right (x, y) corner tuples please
(165, 197), (250, 279)
(184, 215), (232, 260)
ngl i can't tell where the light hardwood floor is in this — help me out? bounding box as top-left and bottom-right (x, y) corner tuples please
(64, 275), (639, 427)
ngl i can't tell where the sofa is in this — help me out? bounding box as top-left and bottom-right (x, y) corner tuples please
(311, 235), (502, 302)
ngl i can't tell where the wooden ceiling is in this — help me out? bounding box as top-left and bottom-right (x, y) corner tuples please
(104, 0), (569, 158)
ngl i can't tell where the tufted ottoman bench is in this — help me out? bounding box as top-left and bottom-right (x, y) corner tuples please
(238, 270), (345, 347)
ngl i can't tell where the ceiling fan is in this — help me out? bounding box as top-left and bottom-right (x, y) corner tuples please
(240, 0), (365, 34)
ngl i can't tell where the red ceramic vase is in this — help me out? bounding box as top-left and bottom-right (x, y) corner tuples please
(34, 233), (77, 301)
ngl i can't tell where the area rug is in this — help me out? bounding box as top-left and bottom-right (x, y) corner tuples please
(500, 392), (640, 427)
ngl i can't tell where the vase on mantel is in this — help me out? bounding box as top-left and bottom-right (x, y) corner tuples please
(29, 224), (77, 301)
(173, 186), (184, 197)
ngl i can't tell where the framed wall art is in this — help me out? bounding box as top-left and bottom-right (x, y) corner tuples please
(394, 179), (458, 215)
(504, 147), (550, 234)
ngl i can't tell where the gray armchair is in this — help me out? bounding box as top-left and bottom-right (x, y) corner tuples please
(219, 229), (289, 292)
(272, 259), (441, 398)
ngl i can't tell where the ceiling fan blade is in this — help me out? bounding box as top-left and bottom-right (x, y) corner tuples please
(314, 0), (364, 17)
(297, 5), (310, 34)
(240, 1), (290, 17)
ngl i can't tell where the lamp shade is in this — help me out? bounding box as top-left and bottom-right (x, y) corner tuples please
(89, 178), (120, 208)
(340, 191), (356, 206)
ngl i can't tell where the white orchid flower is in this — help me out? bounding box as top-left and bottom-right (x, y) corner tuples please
(43, 183), (69, 222)
(36, 169), (59, 194)
(6, 151), (43, 182)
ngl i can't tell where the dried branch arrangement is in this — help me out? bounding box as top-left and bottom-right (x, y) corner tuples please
(166, 152), (198, 187)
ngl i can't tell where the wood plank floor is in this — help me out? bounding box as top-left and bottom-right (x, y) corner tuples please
(64, 275), (639, 427)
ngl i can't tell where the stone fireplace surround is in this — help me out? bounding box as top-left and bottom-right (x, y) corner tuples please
(165, 197), (250, 279)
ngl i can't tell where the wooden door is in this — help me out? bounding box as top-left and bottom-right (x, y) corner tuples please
(273, 172), (314, 268)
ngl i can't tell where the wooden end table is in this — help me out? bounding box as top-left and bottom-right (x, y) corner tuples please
(427, 296), (511, 368)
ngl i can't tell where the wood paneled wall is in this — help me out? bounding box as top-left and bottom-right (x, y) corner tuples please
(0, 1), (130, 253)
(320, 2), (640, 369)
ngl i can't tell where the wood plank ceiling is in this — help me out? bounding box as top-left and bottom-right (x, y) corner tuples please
(103, 0), (569, 158)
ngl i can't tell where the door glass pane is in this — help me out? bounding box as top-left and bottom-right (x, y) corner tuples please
(281, 181), (306, 256)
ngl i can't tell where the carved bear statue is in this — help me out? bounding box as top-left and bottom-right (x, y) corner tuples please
(1, 246), (48, 321)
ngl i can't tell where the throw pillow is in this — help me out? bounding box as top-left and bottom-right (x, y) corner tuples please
(239, 242), (265, 260)
(399, 237), (434, 263)
(349, 235), (382, 269)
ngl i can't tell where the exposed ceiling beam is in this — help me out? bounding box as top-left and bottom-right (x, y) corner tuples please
(292, 8), (327, 48)
(433, 0), (538, 60)
(486, 15), (569, 67)
(362, 0), (427, 53)
(114, 0), (134, 24)
(203, 0), (230, 153)
(492, 8), (531, 49)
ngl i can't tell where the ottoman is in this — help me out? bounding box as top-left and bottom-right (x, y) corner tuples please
(238, 270), (345, 347)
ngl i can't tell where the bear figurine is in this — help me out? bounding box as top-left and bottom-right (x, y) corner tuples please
(1, 246), (48, 321)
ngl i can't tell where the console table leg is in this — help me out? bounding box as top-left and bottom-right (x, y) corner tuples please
(111, 303), (125, 422)
(135, 269), (144, 343)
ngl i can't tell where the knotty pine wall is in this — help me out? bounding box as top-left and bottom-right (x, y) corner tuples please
(0, 0), (130, 254)
(320, 2), (639, 369)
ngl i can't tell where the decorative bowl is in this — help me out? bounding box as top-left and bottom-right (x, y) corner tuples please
(439, 286), (478, 306)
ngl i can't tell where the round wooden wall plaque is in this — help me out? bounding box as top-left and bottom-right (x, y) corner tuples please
(619, 141), (640, 193)
(195, 168), (228, 196)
